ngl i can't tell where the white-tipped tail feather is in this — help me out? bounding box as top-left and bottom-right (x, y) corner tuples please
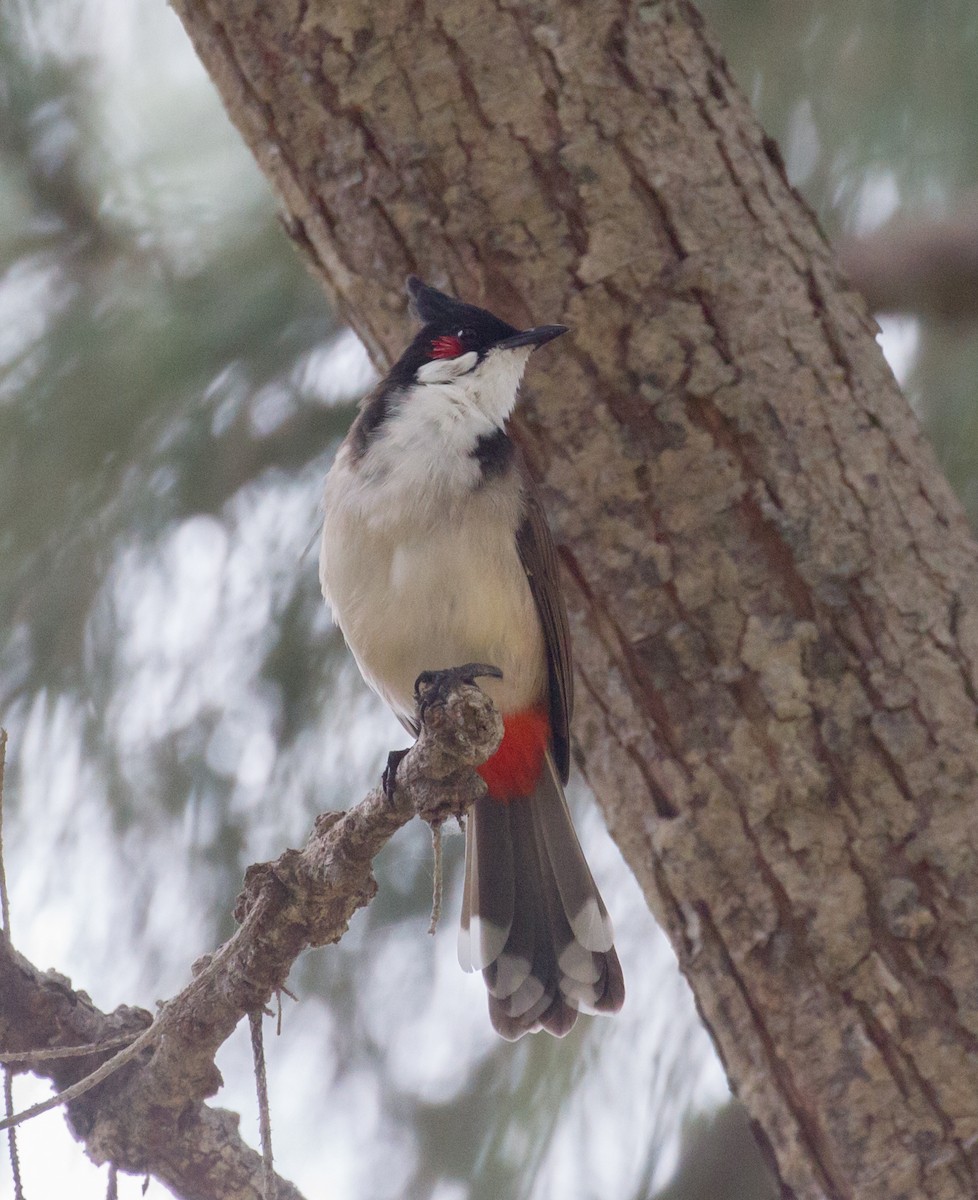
(458, 802), (511, 972)
(457, 754), (625, 1040)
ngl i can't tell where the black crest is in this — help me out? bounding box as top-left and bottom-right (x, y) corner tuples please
(400, 277), (520, 365)
(406, 276), (465, 325)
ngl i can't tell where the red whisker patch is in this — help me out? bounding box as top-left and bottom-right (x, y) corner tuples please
(431, 335), (464, 360)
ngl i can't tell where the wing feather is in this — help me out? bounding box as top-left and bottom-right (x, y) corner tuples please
(514, 471), (573, 783)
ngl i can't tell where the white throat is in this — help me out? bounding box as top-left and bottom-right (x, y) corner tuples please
(348, 345), (531, 514)
(413, 344), (532, 429)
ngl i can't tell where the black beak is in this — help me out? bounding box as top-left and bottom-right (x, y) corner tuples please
(494, 324), (569, 351)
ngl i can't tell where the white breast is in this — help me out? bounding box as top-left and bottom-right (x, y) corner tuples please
(320, 445), (546, 724)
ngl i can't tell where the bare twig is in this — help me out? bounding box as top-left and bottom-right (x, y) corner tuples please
(274, 987), (296, 1038)
(249, 1012), (276, 1200)
(427, 822), (444, 935)
(0, 729), (9, 937)
(3, 1069), (23, 1200)
(0, 1035), (137, 1065)
(0, 1014), (163, 1133)
(0, 729), (24, 1200)
(840, 196), (978, 320)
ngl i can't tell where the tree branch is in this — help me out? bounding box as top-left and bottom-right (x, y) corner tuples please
(0, 681), (502, 1200)
(839, 196), (978, 319)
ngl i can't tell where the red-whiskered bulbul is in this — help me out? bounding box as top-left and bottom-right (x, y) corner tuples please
(319, 277), (624, 1038)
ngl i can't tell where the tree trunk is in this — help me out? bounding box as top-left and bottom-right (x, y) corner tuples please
(170, 1), (978, 1196)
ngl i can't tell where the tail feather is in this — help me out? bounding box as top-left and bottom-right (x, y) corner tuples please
(558, 939), (602, 984)
(593, 946), (626, 1014)
(531, 768), (614, 953)
(458, 795), (512, 972)
(459, 758), (624, 1040)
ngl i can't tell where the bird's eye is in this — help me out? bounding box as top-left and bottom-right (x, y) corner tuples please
(431, 334), (465, 360)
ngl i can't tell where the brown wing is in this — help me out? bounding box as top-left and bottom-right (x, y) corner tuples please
(515, 469), (574, 784)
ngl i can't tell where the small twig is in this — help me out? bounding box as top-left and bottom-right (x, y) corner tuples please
(106, 1162), (118, 1200)
(0, 1022), (160, 1134)
(273, 987), (296, 1038)
(0, 1034), (138, 1064)
(0, 729), (9, 937)
(427, 821), (444, 935)
(0, 729), (24, 1200)
(249, 1011), (276, 1200)
(3, 1069), (23, 1200)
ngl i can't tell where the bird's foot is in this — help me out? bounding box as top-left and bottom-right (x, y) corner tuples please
(382, 747), (409, 804)
(414, 662), (503, 722)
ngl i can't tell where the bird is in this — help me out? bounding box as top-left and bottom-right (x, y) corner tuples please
(319, 276), (624, 1038)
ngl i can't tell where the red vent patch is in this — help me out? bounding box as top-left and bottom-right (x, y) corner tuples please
(477, 708), (550, 801)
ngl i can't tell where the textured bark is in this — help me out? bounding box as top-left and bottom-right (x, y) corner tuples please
(164, 1), (978, 1197)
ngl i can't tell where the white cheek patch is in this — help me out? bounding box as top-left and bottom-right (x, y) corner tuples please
(417, 351), (479, 384)
(468, 346), (532, 426)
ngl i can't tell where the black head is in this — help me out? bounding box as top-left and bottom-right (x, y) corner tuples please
(348, 278), (567, 461)
(377, 277), (567, 391)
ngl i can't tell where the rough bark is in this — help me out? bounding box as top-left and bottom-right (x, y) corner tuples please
(160, 2), (978, 1198)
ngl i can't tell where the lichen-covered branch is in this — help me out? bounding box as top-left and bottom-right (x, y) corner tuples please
(163, 1), (978, 1197)
(0, 683), (501, 1200)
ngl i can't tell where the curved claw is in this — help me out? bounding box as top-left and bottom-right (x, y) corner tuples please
(383, 747), (409, 803)
(414, 662), (503, 719)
